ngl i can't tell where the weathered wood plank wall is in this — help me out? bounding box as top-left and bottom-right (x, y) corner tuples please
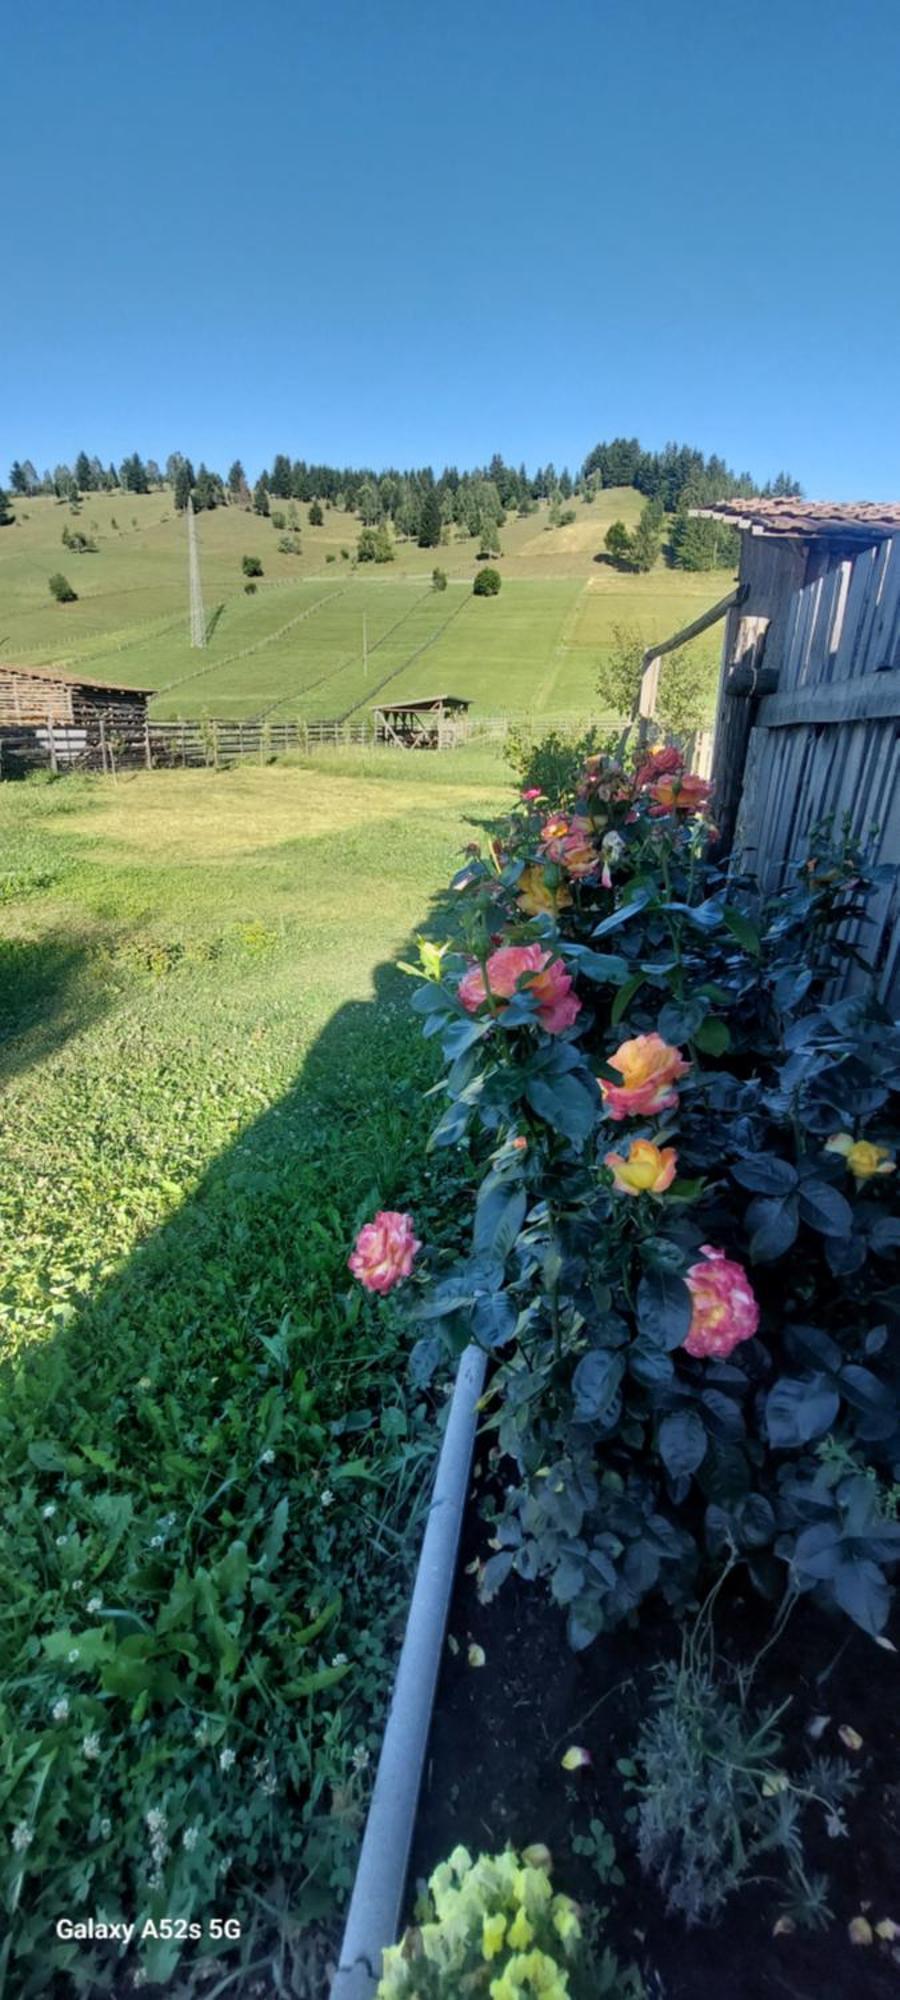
(714, 531), (900, 1009)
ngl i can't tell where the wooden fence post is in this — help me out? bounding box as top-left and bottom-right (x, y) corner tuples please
(181, 721), (187, 769)
(711, 540), (805, 855)
(98, 712), (108, 777)
(47, 711), (58, 775)
(144, 717), (153, 771)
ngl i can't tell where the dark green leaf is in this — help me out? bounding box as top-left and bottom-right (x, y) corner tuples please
(722, 906), (761, 956)
(525, 1072), (598, 1143)
(748, 1194), (799, 1262)
(636, 1269), (693, 1351)
(732, 1156), (798, 1196)
(572, 1349), (625, 1421)
(592, 887), (653, 937)
(798, 1180), (853, 1239)
(658, 1409), (707, 1477)
(472, 1292), (517, 1348)
(693, 1016), (731, 1056)
(765, 1375), (840, 1448)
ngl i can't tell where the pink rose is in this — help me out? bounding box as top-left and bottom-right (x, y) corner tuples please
(348, 1211), (420, 1294)
(683, 1245), (760, 1359)
(521, 787), (544, 802)
(599, 1033), (691, 1121)
(458, 943), (581, 1035)
(634, 745), (684, 792)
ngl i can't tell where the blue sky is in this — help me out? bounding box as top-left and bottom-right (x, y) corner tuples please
(5, 0), (899, 496)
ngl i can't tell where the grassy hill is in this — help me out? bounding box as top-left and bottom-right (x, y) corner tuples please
(0, 487), (734, 722)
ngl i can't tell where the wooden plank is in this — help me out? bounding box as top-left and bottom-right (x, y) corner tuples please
(639, 584), (745, 670)
(756, 668), (900, 729)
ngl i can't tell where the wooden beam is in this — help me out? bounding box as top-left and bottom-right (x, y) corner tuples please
(757, 668), (900, 730)
(639, 584), (746, 672)
(711, 536), (807, 855)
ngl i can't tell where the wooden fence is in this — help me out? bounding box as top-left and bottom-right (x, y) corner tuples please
(711, 529), (900, 1008)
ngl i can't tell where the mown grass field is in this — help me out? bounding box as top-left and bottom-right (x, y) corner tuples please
(0, 750), (511, 1991)
(0, 488), (733, 723)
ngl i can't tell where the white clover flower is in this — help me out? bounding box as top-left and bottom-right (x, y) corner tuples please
(137, 1377), (152, 1391)
(331, 1652), (348, 1667)
(87, 1596), (102, 1615)
(261, 1772), (278, 1796)
(320, 1488), (334, 1509)
(56, 1534), (68, 1548)
(259, 1449), (275, 1466)
(145, 1808), (167, 1836)
(351, 1744), (370, 1772)
(99, 1817), (112, 1838)
(182, 1825), (200, 1852)
(11, 1823), (33, 1853)
(52, 1697), (70, 1723)
(82, 1733), (101, 1760)
(71, 1579), (84, 1593)
(67, 1648), (80, 1664)
(42, 1503), (57, 1520)
(149, 1535), (164, 1549)
(219, 1746), (237, 1771)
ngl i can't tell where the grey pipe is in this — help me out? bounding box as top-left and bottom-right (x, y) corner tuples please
(330, 1343), (487, 1999)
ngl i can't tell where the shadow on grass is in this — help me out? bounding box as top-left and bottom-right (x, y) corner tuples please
(0, 932), (112, 1083)
(0, 876), (490, 1997)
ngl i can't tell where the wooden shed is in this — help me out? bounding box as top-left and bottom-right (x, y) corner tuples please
(0, 664), (154, 773)
(700, 500), (900, 1006)
(371, 694), (471, 749)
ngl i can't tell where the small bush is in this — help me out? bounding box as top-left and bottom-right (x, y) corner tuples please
(432, 566), (448, 591)
(473, 566), (501, 596)
(270, 510), (286, 531)
(308, 500), (324, 526)
(48, 572), (77, 603)
(505, 722), (619, 806)
(357, 525), (394, 564)
(326, 551), (336, 563)
(243, 580), (257, 594)
(277, 534), (301, 555)
(340, 546), (350, 560)
(242, 554), (263, 578)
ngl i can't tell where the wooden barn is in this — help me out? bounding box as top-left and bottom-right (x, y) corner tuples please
(371, 694), (471, 749)
(702, 500), (900, 1006)
(0, 663), (154, 773)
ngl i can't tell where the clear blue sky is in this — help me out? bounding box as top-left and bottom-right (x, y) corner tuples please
(5, 0), (899, 496)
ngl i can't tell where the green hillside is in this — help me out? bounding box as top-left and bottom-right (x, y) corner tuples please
(0, 488), (733, 722)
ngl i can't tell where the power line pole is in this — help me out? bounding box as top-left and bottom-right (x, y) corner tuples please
(187, 496), (206, 648)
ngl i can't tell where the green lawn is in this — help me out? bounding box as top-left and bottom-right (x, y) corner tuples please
(0, 490), (733, 724)
(0, 751), (510, 1994)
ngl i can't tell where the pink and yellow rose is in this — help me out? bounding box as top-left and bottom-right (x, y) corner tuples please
(634, 745), (684, 792)
(604, 1137), (677, 1195)
(598, 1033), (691, 1121)
(458, 944), (581, 1035)
(348, 1211), (420, 1294)
(683, 1245), (760, 1360)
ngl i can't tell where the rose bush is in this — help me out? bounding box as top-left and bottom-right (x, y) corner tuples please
(402, 745), (900, 1646)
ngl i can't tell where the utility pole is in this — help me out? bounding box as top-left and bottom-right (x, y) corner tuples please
(362, 613), (368, 681)
(187, 496), (206, 648)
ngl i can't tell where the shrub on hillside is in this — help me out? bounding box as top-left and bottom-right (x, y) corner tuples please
(473, 566), (501, 597)
(357, 524), (394, 564)
(242, 554), (263, 578)
(505, 722), (620, 806)
(432, 566), (448, 591)
(595, 624), (644, 720)
(270, 510), (286, 530)
(244, 580), (257, 593)
(277, 534), (301, 555)
(48, 572), (77, 603)
(656, 646), (719, 736)
(308, 500), (324, 526)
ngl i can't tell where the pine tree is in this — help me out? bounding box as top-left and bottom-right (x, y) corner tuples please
(253, 480), (270, 517)
(173, 464), (192, 513)
(75, 451), (94, 491)
(418, 489), (442, 548)
(270, 454), (293, 498)
(9, 461), (28, 495)
(308, 499), (324, 526)
(0, 488), (14, 526)
(227, 460), (246, 496)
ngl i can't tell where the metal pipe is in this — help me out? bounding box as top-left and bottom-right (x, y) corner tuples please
(330, 1344), (486, 2000)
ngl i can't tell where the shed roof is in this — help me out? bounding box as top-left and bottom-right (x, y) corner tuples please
(0, 662), (155, 696)
(370, 694), (471, 712)
(693, 499), (900, 542)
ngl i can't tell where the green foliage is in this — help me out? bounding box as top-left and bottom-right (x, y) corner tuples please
(308, 500), (324, 527)
(505, 723), (619, 807)
(173, 463), (192, 513)
(473, 566), (501, 597)
(629, 500), (663, 573)
(655, 646), (719, 736)
(418, 489), (443, 549)
(241, 554), (263, 578)
(632, 1572), (858, 1926)
(0, 487), (14, 526)
(669, 509), (739, 572)
(270, 510), (286, 531)
(376, 1844), (642, 1998)
(278, 533), (302, 555)
(604, 521), (634, 567)
(432, 567), (448, 591)
(357, 523), (395, 564)
(594, 625), (644, 719)
(48, 571), (77, 602)
(252, 480), (270, 517)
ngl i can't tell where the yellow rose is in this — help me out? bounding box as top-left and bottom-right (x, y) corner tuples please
(507, 1905), (534, 1949)
(604, 1137), (677, 1195)
(517, 864), (573, 918)
(825, 1132), (896, 1179)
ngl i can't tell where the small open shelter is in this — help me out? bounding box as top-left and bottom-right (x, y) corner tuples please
(371, 694), (470, 749)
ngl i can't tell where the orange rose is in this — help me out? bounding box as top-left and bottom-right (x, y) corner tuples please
(517, 864), (573, 918)
(599, 1033), (691, 1121)
(648, 772), (712, 816)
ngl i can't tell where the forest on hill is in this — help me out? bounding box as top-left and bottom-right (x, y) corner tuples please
(4, 436), (802, 576)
